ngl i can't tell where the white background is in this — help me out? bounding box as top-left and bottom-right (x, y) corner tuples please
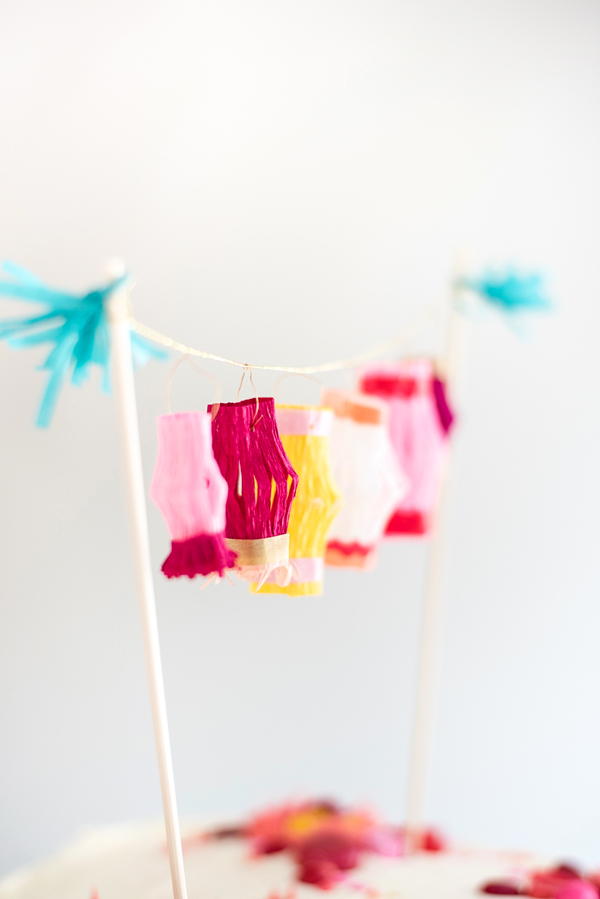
(1, 0), (599, 878)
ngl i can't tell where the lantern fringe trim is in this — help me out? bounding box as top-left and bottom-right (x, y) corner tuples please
(386, 510), (429, 536)
(325, 540), (377, 570)
(161, 532), (236, 579)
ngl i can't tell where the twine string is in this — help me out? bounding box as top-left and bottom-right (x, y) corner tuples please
(129, 304), (441, 376)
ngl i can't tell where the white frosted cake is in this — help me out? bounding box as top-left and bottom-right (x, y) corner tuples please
(3, 800), (594, 899)
(0, 824), (540, 899)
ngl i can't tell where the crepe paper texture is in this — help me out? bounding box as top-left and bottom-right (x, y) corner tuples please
(0, 261), (165, 426)
(458, 270), (551, 314)
(251, 405), (341, 596)
(208, 397), (299, 587)
(150, 412), (235, 579)
(323, 389), (407, 568)
(360, 360), (450, 537)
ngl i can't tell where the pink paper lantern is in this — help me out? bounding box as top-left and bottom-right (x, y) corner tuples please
(150, 411), (236, 578)
(359, 360), (453, 536)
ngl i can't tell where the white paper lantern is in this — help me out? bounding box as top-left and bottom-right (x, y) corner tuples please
(323, 389), (408, 569)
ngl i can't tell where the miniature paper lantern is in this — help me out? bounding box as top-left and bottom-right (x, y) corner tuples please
(150, 411), (236, 578)
(323, 389), (408, 569)
(359, 359), (452, 536)
(208, 397), (299, 586)
(251, 405), (341, 596)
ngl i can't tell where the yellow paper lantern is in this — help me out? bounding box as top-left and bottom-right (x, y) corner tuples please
(251, 405), (341, 596)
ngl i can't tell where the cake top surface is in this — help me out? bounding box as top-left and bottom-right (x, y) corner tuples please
(3, 799), (597, 899)
(0, 818), (545, 899)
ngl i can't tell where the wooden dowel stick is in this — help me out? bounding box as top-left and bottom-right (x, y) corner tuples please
(404, 459), (451, 844)
(108, 268), (188, 899)
(405, 295), (467, 847)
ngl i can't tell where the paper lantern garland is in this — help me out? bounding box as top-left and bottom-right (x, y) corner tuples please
(150, 411), (236, 579)
(208, 397), (299, 587)
(359, 359), (452, 536)
(251, 404), (341, 595)
(149, 368), (453, 584)
(323, 389), (408, 569)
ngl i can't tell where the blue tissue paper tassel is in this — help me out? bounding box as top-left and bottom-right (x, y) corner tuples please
(0, 261), (167, 427)
(458, 269), (551, 314)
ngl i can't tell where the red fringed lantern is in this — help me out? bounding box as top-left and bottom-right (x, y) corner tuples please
(150, 411), (236, 578)
(208, 397), (299, 585)
(359, 360), (453, 536)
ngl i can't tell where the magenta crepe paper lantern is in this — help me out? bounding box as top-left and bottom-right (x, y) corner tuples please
(208, 397), (299, 585)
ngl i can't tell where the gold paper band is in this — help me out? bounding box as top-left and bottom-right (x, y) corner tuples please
(226, 534), (289, 567)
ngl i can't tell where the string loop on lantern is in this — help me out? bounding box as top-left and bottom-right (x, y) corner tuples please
(166, 354), (222, 417)
(236, 364), (262, 430)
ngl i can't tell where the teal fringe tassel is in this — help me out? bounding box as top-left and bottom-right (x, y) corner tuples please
(459, 269), (551, 314)
(0, 261), (167, 427)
